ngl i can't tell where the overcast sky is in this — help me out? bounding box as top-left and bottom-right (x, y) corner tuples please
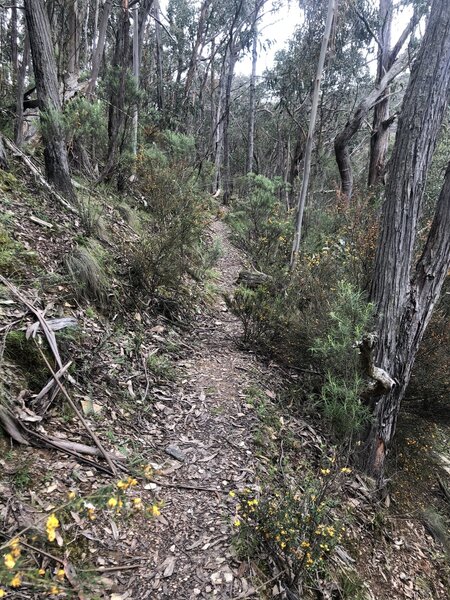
(235, 0), (302, 75)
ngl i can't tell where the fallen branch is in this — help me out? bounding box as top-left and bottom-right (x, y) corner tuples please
(35, 345), (118, 476)
(0, 275), (63, 369)
(33, 360), (72, 402)
(149, 479), (227, 494)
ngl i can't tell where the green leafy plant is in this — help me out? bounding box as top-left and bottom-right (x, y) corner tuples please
(232, 465), (351, 595)
(311, 281), (373, 440)
(227, 174), (292, 272)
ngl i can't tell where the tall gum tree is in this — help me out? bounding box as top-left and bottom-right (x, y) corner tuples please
(365, 0), (450, 482)
(24, 0), (76, 200)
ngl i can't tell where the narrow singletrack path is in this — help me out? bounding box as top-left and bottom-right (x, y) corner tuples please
(130, 220), (275, 599)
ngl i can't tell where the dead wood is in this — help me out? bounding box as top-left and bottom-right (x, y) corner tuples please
(35, 346), (118, 476)
(236, 269), (272, 289)
(357, 333), (395, 395)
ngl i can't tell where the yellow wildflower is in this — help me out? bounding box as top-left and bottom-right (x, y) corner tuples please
(49, 586), (59, 595)
(233, 518), (241, 527)
(133, 498), (143, 509)
(38, 569), (46, 576)
(3, 554), (15, 570)
(0, 589), (5, 597)
(151, 504), (161, 517)
(56, 568), (65, 581)
(9, 539), (19, 550)
(11, 547), (20, 559)
(46, 514), (59, 542)
(67, 490), (76, 500)
(300, 541), (310, 548)
(228, 491), (236, 498)
(320, 468), (330, 476)
(10, 574), (21, 588)
(128, 477), (138, 486)
(341, 467), (352, 474)
(107, 497), (118, 508)
(117, 480), (128, 490)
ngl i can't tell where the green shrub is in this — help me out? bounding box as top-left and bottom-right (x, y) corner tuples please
(227, 174), (292, 272)
(125, 148), (210, 305)
(311, 282), (373, 440)
(232, 466), (350, 595)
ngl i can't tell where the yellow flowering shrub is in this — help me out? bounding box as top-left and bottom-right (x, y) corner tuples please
(232, 464), (352, 592)
(0, 472), (162, 596)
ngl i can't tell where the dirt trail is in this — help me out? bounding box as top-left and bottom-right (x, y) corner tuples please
(131, 220), (271, 599)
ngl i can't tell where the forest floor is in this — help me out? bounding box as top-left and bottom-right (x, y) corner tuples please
(0, 172), (449, 600)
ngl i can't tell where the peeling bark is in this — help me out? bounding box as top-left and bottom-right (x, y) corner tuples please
(366, 0), (450, 482)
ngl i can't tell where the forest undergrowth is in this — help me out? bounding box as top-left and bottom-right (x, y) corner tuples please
(0, 134), (448, 599)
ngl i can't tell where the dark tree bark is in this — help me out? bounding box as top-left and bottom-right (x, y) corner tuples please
(0, 135), (9, 171)
(365, 0), (450, 482)
(138, 0), (154, 65)
(101, 0), (131, 183)
(24, 0), (76, 200)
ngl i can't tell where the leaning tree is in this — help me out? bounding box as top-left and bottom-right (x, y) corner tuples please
(364, 0), (450, 481)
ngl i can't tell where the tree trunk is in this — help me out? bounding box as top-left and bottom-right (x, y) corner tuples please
(131, 3), (139, 162)
(11, 6), (18, 88)
(335, 9), (416, 200)
(24, 0), (76, 200)
(87, 0), (113, 97)
(246, 6), (258, 174)
(67, 0), (80, 78)
(366, 0), (450, 482)
(222, 46), (238, 204)
(368, 0), (392, 187)
(101, 0), (130, 182)
(138, 0), (154, 65)
(153, 0), (164, 111)
(14, 28), (30, 147)
(184, 0), (210, 106)
(290, 0), (337, 270)
(334, 51), (407, 200)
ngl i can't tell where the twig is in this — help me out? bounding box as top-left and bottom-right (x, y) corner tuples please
(79, 563), (143, 573)
(19, 540), (63, 564)
(149, 479), (227, 494)
(35, 344), (118, 476)
(0, 275), (63, 368)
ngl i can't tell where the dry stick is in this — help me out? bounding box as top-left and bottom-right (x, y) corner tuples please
(80, 563), (143, 573)
(35, 344), (118, 476)
(149, 479), (226, 494)
(19, 540), (63, 564)
(0, 275), (63, 369)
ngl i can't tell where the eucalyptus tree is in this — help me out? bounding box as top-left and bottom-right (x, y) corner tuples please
(365, 0), (450, 481)
(23, 0), (76, 200)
